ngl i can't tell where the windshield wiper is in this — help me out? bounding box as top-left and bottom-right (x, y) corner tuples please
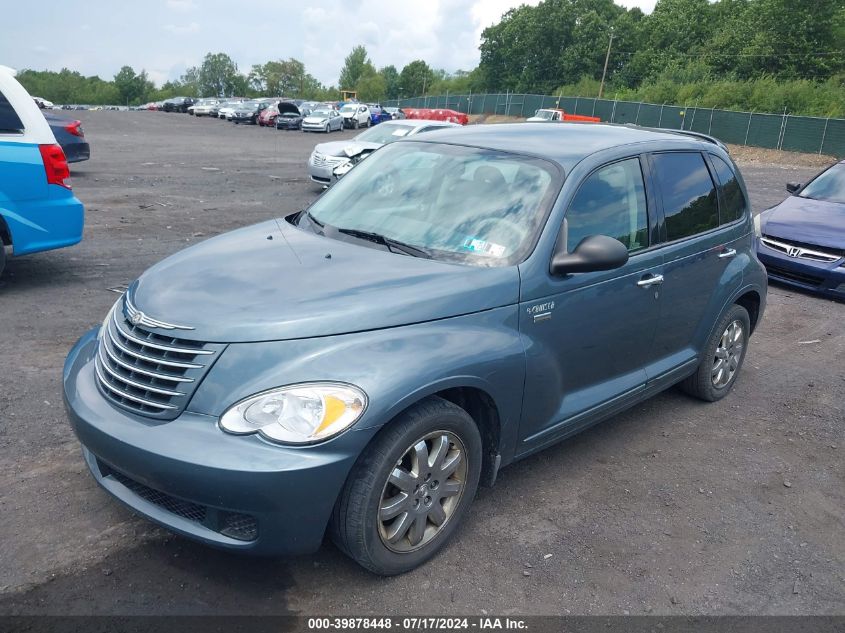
(336, 228), (433, 259)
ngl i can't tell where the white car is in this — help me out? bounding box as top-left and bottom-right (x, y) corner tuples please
(302, 108), (344, 133)
(218, 100), (244, 120)
(526, 108), (565, 122)
(307, 118), (459, 185)
(339, 103), (371, 129)
(190, 99), (219, 116)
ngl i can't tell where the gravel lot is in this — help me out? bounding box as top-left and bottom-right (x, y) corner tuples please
(0, 112), (842, 615)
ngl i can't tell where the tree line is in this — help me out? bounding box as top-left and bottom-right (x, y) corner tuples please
(15, 0), (845, 117)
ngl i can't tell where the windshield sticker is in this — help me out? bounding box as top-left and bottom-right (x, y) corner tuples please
(461, 237), (507, 257)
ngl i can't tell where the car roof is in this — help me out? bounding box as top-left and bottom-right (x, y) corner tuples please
(388, 119), (455, 129)
(414, 122), (721, 168)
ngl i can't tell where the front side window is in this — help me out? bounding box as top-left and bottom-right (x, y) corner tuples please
(710, 155), (747, 224)
(0, 89), (24, 133)
(303, 142), (560, 267)
(799, 163), (845, 205)
(565, 158), (649, 253)
(652, 152), (719, 241)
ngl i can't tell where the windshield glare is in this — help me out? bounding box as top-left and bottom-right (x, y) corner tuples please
(534, 110), (554, 120)
(304, 142), (559, 266)
(355, 123), (416, 144)
(799, 164), (845, 205)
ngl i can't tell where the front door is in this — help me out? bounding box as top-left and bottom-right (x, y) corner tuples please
(518, 156), (663, 453)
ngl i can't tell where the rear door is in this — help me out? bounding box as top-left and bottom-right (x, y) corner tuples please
(645, 151), (746, 381)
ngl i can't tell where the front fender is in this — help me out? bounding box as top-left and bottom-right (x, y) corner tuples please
(187, 305), (526, 460)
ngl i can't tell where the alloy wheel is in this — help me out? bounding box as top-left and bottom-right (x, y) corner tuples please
(712, 319), (744, 388)
(378, 430), (467, 553)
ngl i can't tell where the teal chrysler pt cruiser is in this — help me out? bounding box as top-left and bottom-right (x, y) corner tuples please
(64, 123), (767, 575)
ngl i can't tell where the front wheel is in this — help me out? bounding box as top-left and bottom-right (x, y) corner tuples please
(680, 304), (751, 402)
(331, 396), (482, 575)
(325, 124), (331, 133)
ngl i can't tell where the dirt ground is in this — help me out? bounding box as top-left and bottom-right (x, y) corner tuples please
(0, 112), (842, 616)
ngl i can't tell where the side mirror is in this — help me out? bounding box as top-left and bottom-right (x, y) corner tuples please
(786, 182), (801, 194)
(551, 235), (629, 275)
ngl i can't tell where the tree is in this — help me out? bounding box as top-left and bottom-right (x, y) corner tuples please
(198, 52), (242, 97)
(338, 45), (375, 90)
(399, 60), (435, 97)
(113, 66), (153, 105)
(379, 65), (401, 100)
(357, 73), (386, 102)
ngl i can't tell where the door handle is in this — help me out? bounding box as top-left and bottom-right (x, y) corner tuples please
(718, 248), (737, 259)
(637, 274), (664, 288)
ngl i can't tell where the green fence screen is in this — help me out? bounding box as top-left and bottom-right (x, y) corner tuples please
(383, 93), (845, 157)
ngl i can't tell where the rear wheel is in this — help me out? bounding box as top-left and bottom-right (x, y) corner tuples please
(680, 304), (750, 402)
(331, 396), (481, 575)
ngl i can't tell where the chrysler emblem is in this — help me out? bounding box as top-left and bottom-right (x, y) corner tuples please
(124, 295), (194, 331)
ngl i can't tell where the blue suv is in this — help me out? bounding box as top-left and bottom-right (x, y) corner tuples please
(0, 66), (84, 276)
(63, 122), (766, 575)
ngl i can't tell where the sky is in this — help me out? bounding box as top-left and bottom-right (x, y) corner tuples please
(0, 0), (658, 88)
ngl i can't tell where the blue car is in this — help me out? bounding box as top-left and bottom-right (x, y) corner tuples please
(64, 123), (766, 574)
(0, 66), (84, 276)
(756, 160), (845, 300)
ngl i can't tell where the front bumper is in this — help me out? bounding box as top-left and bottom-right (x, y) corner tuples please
(276, 119), (300, 129)
(307, 157), (339, 185)
(756, 241), (845, 300)
(302, 121), (328, 132)
(63, 330), (374, 555)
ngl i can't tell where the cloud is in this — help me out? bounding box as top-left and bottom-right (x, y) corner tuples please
(163, 22), (200, 34)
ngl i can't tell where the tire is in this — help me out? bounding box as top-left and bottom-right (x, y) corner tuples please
(353, 118), (359, 129)
(331, 396), (482, 575)
(325, 124), (330, 133)
(680, 304), (751, 402)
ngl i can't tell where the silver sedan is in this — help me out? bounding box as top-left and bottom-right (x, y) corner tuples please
(301, 108), (344, 133)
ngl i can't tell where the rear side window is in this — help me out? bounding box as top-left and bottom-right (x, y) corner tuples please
(0, 89), (24, 133)
(565, 157), (649, 252)
(710, 155), (747, 224)
(652, 152), (719, 241)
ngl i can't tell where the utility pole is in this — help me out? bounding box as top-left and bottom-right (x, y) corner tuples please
(598, 31), (614, 100)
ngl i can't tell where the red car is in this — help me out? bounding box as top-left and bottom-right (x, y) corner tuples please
(258, 102), (280, 127)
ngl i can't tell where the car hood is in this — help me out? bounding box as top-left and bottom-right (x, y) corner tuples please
(761, 195), (845, 250)
(128, 219), (519, 343)
(314, 139), (382, 158)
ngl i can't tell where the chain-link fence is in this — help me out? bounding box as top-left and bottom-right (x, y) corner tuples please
(383, 93), (845, 157)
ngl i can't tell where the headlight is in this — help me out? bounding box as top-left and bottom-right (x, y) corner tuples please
(219, 383), (367, 444)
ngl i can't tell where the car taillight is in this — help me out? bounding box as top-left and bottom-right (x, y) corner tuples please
(64, 120), (84, 137)
(39, 144), (71, 189)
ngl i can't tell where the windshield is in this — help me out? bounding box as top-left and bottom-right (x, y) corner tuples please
(311, 109), (332, 118)
(341, 104), (357, 113)
(303, 142), (560, 266)
(799, 164), (845, 205)
(533, 110), (554, 120)
(355, 123), (417, 144)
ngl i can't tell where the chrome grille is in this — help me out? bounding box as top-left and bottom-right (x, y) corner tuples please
(760, 235), (843, 263)
(95, 299), (223, 419)
(311, 151), (347, 168)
